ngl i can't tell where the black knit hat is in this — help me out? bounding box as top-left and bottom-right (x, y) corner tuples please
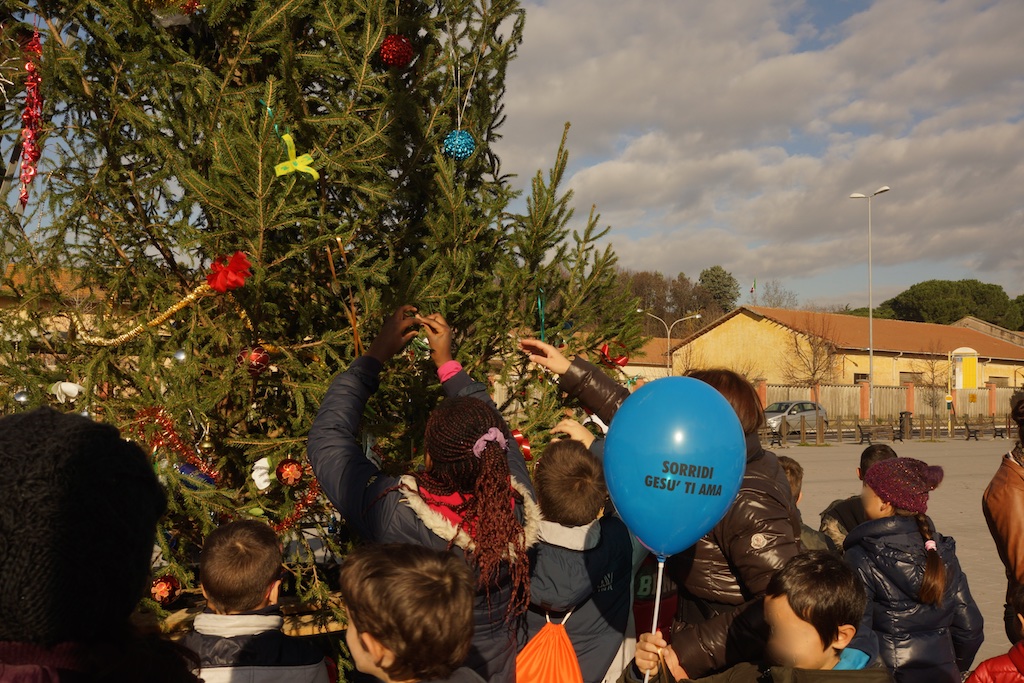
(0, 408), (167, 645)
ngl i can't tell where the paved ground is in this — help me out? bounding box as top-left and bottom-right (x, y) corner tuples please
(783, 436), (1013, 663)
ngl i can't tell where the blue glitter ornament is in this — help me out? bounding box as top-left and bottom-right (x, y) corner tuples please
(443, 129), (475, 160)
(177, 463), (216, 489)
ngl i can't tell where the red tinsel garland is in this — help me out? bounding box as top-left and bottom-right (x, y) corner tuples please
(131, 407), (221, 484)
(272, 475), (321, 533)
(18, 29), (42, 208)
(131, 407), (319, 533)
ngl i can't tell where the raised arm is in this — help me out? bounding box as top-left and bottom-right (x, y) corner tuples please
(520, 338), (630, 425)
(419, 314), (534, 494)
(307, 306), (420, 539)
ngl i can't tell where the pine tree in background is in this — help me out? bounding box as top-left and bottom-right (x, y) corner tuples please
(0, 0), (641, 630)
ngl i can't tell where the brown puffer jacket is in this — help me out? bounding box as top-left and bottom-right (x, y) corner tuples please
(559, 358), (801, 678)
(982, 446), (1024, 643)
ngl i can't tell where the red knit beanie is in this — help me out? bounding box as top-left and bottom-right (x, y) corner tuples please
(863, 457), (943, 514)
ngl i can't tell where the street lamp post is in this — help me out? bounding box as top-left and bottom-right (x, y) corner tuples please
(849, 185), (890, 421)
(639, 310), (702, 376)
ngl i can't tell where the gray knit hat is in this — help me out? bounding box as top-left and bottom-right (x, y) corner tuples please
(0, 408), (167, 645)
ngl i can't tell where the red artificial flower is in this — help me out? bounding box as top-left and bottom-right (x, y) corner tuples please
(152, 580), (171, 601)
(279, 462), (303, 486)
(207, 251), (252, 293)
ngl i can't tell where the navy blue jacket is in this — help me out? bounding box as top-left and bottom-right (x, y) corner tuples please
(307, 356), (540, 683)
(182, 607), (330, 683)
(844, 516), (984, 683)
(520, 515), (634, 683)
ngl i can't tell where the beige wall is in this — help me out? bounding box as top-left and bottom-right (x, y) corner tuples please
(674, 311), (1024, 387)
(672, 313), (799, 382)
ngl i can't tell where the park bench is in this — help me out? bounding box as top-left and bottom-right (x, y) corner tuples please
(963, 417), (1007, 440)
(857, 423), (902, 444)
(761, 424), (784, 447)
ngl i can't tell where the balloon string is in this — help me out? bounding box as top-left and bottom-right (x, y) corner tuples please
(644, 556), (667, 683)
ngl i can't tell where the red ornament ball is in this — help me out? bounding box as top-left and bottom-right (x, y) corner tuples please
(151, 574), (181, 606)
(276, 458), (304, 487)
(379, 34), (414, 68)
(237, 346), (271, 377)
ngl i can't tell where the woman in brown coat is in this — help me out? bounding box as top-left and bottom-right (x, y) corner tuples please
(983, 393), (1024, 643)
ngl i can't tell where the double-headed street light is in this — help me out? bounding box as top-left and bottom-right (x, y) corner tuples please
(639, 310), (702, 376)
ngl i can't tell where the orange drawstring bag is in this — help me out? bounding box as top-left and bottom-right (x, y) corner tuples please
(515, 610), (583, 683)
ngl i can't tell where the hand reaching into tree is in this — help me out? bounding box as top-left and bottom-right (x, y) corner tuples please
(552, 418), (596, 449)
(366, 305), (420, 364)
(416, 313), (454, 368)
(519, 338), (571, 375)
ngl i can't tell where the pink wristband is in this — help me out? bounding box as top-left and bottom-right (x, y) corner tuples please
(437, 360), (463, 383)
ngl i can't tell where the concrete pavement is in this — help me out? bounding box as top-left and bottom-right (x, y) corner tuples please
(784, 436), (1014, 663)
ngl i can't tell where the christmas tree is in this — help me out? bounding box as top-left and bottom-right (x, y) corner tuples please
(0, 0), (641, 629)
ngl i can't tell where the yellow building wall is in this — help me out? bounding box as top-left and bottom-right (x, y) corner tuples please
(673, 313), (812, 382)
(836, 353), (1021, 388)
(674, 311), (1024, 387)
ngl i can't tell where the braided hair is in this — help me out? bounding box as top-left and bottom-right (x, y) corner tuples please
(893, 509), (947, 606)
(417, 396), (530, 616)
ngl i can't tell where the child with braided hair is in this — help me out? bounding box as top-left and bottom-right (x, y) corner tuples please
(844, 457), (984, 683)
(308, 306), (540, 683)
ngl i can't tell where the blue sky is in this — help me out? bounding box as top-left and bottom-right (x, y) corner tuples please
(494, 0), (1024, 308)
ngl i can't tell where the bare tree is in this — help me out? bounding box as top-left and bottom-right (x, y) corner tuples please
(760, 279), (799, 309)
(782, 313), (839, 386)
(672, 341), (706, 376)
(673, 344), (763, 385)
(912, 342), (950, 426)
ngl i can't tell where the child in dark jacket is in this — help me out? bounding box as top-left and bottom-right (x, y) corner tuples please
(967, 582), (1024, 683)
(307, 308), (540, 683)
(520, 436), (635, 683)
(183, 520), (333, 683)
(622, 552), (892, 683)
(340, 543), (486, 683)
(819, 445), (898, 552)
(777, 455), (837, 553)
(844, 457), (984, 683)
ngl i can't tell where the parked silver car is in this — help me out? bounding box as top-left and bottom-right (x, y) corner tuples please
(765, 401), (828, 433)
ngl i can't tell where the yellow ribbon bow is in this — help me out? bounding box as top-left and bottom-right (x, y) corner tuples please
(274, 134), (319, 180)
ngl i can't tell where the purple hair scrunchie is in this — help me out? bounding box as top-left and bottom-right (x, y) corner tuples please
(472, 427), (507, 458)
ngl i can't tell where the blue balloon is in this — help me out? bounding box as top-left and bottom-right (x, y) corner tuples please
(604, 377), (746, 558)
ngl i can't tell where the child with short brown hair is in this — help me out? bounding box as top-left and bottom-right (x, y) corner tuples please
(626, 552), (892, 683)
(777, 455), (837, 553)
(339, 543), (483, 683)
(521, 435), (635, 683)
(184, 520), (332, 683)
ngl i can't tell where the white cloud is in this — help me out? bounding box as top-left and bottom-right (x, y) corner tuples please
(496, 0), (1024, 299)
